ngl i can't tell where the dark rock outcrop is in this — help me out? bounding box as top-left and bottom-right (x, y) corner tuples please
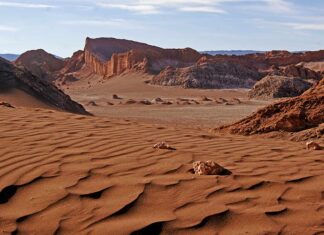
(0, 58), (89, 115)
(151, 59), (261, 89)
(15, 49), (64, 81)
(248, 76), (312, 99)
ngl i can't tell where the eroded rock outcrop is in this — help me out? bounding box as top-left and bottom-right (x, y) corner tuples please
(217, 78), (324, 136)
(151, 60), (261, 89)
(15, 49), (64, 81)
(248, 76), (312, 99)
(83, 37), (201, 78)
(0, 58), (89, 115)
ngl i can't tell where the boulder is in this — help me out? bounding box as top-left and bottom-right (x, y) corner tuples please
(193, 161), (231, 175)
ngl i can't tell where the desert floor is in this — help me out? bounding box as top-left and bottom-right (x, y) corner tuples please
(65, 72), (269, 127)
(0, 74), (323, 234)
(0, 106), (323, 234)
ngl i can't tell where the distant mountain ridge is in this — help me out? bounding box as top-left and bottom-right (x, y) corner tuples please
(201, 50), (262, 56)
(0, 54), (20, 61)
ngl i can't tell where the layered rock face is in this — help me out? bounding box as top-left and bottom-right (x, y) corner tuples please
(248, 76), (312, 99)
(151, 59), (261, 89)
(217, 78), (324, 135)
(210, 50), (324, 71)
(0, 58), (89, 115)
(270, 65), (322, 81)
(15, 49), (64, 81)
(84, 37), (201, 77)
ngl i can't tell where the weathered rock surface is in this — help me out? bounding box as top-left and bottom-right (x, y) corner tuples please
(151, 60), (261, 89)
(217, 78), (324, 135)
(84, 37), (201, 78)
(193, 161), (231, 175)
(270, 65), (322, 81)
(248, 76), (312, 99)
(15, 49), (64, 81)
(0, 58), (89, 115)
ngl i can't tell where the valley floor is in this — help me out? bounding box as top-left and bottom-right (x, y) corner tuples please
(0, 106), (323, 234)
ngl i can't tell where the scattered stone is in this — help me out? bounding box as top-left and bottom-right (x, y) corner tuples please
(232, 98), (242, 104)
(139, 99), (152, 105)
(86, 101), (98, 106)
(153, 97), (163, 103)
(107, 102), (114, 106)
(112, 94), (122, 99)
(306, 141), (322, 150)
(193, 161), (231, 175)
(162, 101), (173, 105)
(201, 96), (213, 102)
(125, 99), (137, 104)
(153, 142), (176, 150)
(191, 99), (200, 104)
(0, 101), (15, 108)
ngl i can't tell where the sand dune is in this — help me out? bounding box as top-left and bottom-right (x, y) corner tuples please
(0, 106), (323, 234)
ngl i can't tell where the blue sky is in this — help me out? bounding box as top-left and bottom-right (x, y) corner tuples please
(0, 0), (324, 57)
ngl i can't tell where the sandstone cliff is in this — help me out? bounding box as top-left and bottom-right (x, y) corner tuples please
(83, 37), (201, 78)
(0, 57), (89, 115)
(15, 49), (64, 81)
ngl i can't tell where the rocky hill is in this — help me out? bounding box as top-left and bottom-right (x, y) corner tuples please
(216, 78), (324, 139)
(151, 58), (261, 89)
(15, 49), (64, 81)
(248, 75), (312, 99)
(0, 57), (89, 115)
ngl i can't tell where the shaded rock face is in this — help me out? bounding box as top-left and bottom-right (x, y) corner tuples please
(270, 65), (322, 81)
(15, 49), (64, 81)
(151, 61), (261, 89)
(83, 37), (201, 78)
(0, 58), (89, 115)
(217, 78), (324, 135)
(248, 76), (312, 99)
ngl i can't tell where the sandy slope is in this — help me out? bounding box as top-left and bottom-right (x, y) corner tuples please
(0, 106), (323, 234)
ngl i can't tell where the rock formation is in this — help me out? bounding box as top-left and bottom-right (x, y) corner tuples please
(83, 37), (201, 78)
(248, 76), (312, 99)
(269, 64), (321, 81)
(151, 59), (261, 89)
(0, 57), (89, 115)
(217, 78), (324, 135)
(15, 49), (64, 81)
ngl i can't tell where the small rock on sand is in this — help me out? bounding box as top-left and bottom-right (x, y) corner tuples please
(193, 161), (231, 175)
(87, 101), (98, 106)
(306, 141), (322, 150)
(125, 99), (137, 104)
(201, 96), (213, 102)
(139, 99), (152, 105)
(0, 102), (15, 108)
(153, 142), (176, 150)
(112, 94), (122, 99)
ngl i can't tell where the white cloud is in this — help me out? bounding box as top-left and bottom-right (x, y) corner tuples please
(0, 25), (18, 32)
(264, 0), (293, 13)
(180, 6), (226, 13)
(284, 22), (324, 31)
(0, 1), (56, 8)
(61, 19), (127, 27)
(96, 3), (159, 14)
(96, 0), (295, 14)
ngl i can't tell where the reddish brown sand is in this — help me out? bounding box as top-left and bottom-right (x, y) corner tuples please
(0, 106), (323, 234)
